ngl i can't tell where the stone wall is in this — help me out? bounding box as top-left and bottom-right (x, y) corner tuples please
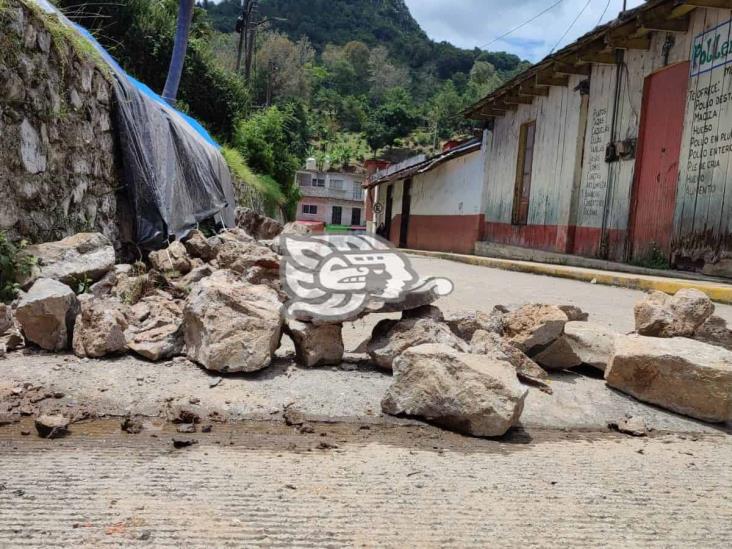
(0, 0), (123, 245)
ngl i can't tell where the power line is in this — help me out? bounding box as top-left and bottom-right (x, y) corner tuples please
(549, 0), (594, 54)
(595, 0), (613, 27)
(479, 0), (566, 50)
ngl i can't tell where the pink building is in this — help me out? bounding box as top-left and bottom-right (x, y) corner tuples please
(295, 169), (366, 228)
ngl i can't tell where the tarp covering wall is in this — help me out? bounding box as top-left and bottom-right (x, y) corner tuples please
(31, 0), (237, 248)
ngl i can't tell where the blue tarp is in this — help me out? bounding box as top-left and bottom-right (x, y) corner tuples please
(32, 0), (236, 248)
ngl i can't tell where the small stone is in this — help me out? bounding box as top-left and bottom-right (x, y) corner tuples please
(176, 423), (196, 434)
(172, 437), (198, 449)
(121, 417), (143, 434)
(34, 414), (70, 439)
(609, 416), (648, 437)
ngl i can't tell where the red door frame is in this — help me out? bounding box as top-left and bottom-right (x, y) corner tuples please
(626, 61), (689, 261)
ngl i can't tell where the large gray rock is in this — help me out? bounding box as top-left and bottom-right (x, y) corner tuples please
(605, 335), (732, 423)
(634, 289), (714, 338)
(216, 240), (280, 274)
(184, 270), (282, 373)
(0, 304), (12, 335)
(235, 208), (283, 240)
(15, 278), (79, 351)
(148, 241), (192, 275)
(694, 315), (732, 351)
(72, 295), (128, 358)
(382, 344), (528, 437)
(446, 308), (504, 340)
(367, 317), (469, 370)
(286, 319), (344, 367)
(182, 230), (216, 262)
(534, 321), (617, 372)
(470, 330), (551, 393)
(125, 292), (184, 361)
(20, 233), (115, 287)
(502, 304), (569, 354)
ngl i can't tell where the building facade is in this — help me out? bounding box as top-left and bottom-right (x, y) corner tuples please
(465, 0), (732, 278)
(366, 140), (486, 254)
(295, 169), (366, 228)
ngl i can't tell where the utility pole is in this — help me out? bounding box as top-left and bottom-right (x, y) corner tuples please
(235, 0), (258, 80)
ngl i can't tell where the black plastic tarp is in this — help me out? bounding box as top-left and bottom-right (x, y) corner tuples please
(33, 0), (237, 249)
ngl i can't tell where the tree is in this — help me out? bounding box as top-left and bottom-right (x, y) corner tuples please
(429, 80), (465, 142)
(255, 32), (315, 105)
(163, 0), (196, 105)
(368, 46), (410, 100)
(364, 88), (420, 152)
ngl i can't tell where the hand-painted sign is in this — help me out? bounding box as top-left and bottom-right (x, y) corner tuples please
(690, 18), (732, 77)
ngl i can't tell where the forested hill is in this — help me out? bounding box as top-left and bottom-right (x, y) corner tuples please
(202, 0), (527, 81)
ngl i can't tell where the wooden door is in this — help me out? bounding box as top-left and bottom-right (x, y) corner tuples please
(399, 179), (412, 248)
(332, 206), (342, 225)
(384, 185), (393, 240)
(629, 62), (689, 260)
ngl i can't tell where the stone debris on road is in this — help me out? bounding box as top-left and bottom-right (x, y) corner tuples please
(0, 217), (731, 440)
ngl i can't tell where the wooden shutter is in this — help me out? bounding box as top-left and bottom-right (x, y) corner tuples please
(512, 121), (536, 225)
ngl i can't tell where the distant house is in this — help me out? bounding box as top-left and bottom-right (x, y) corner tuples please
(365, 138), (485, 254)
(295, 168), (366, 229)
(456, 0), (732, 278)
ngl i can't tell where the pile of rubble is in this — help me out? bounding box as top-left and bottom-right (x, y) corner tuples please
(1, 208), (731, 438)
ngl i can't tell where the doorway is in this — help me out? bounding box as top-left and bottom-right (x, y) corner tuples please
(628, 61), (689, 262)
(331, 206), (342, 225)
(399, 179), (412, 248)
(384, 185), (393, 241)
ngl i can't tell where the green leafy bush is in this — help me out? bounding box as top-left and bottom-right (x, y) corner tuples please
(0, 232), (35, 303)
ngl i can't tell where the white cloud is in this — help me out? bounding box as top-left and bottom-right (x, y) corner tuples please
(404, 0), (645, 62)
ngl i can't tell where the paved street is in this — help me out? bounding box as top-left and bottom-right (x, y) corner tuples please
(1, 257), (731, 547)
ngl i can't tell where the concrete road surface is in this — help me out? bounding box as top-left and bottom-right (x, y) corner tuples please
(0, 256), (731, 547)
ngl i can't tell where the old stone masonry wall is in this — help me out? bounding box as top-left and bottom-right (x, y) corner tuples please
(0, 0), (122, 245)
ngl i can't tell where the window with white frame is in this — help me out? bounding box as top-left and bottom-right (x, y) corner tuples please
(313, 178), (326, 187)
(296, 173), (312, 187)
(329, 179), (344, 190)
(302, 204), (318, 215)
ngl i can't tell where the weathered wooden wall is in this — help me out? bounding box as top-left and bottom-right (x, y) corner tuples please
(575, 20), (692, 261)
(483, 75), (585, 252)
(674, 8), (732, 276)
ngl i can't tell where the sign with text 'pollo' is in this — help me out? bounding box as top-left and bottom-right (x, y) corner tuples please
(691, 18), (732, 77)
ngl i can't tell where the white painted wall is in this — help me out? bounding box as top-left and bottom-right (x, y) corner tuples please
(409, 150), (484, 216)
(484, 75), (585, 227)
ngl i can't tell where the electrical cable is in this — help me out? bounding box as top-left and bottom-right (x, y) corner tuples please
(479, 0), (566, 49)
(595, 0), (612, 27)
(549, 0), (594, 54)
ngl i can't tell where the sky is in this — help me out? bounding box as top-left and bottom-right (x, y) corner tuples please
(404, 0), (645, 62)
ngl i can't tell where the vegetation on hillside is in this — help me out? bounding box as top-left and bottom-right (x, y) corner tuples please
(56, 0), (529, 219)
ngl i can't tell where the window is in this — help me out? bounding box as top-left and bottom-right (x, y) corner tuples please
(332, 206), (342, 225)
(512, 121), (536, 225)
(313, 178), (326, 187)
(329, 179), (344, 190)
(351, 207), (361, 226)
(302, 204), (318, 215)
(297, 173), (312, 187)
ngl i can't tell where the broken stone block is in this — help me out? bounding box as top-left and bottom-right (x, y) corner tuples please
(402, 304), (444, 322)
(605, 335), (732, 423)
(20, 232), (115, 288)
(367, 317), (469, 370)
(446, 307), (504, 340)
(89, 264), (134, 298)
(286, 319), (344, 367)
(183, 230), (216, 262)
(502, 304), (569, 354)
(634, 289), (714, 338)
(125, 292), (184, 361)
(382, 344), (528, 437)
(184, 270), (282, 373)
(470, 329), (551, 393)
(148, 241), (192, 275)
(609, 415), (648, 437)
(15, 278), (79, 351)
(693, 315), (732, 351)
(216, 239), (280, 274)
(235, 208), (283, 240)
(0, 304), (12, 335)
(35, 414), (69, 439)
(534, 321), (617, 372)
(558, 305), (589, 321)
(72, 295), (128, 358)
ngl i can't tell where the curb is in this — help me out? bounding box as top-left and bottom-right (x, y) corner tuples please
(404, 249), (732, 304)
